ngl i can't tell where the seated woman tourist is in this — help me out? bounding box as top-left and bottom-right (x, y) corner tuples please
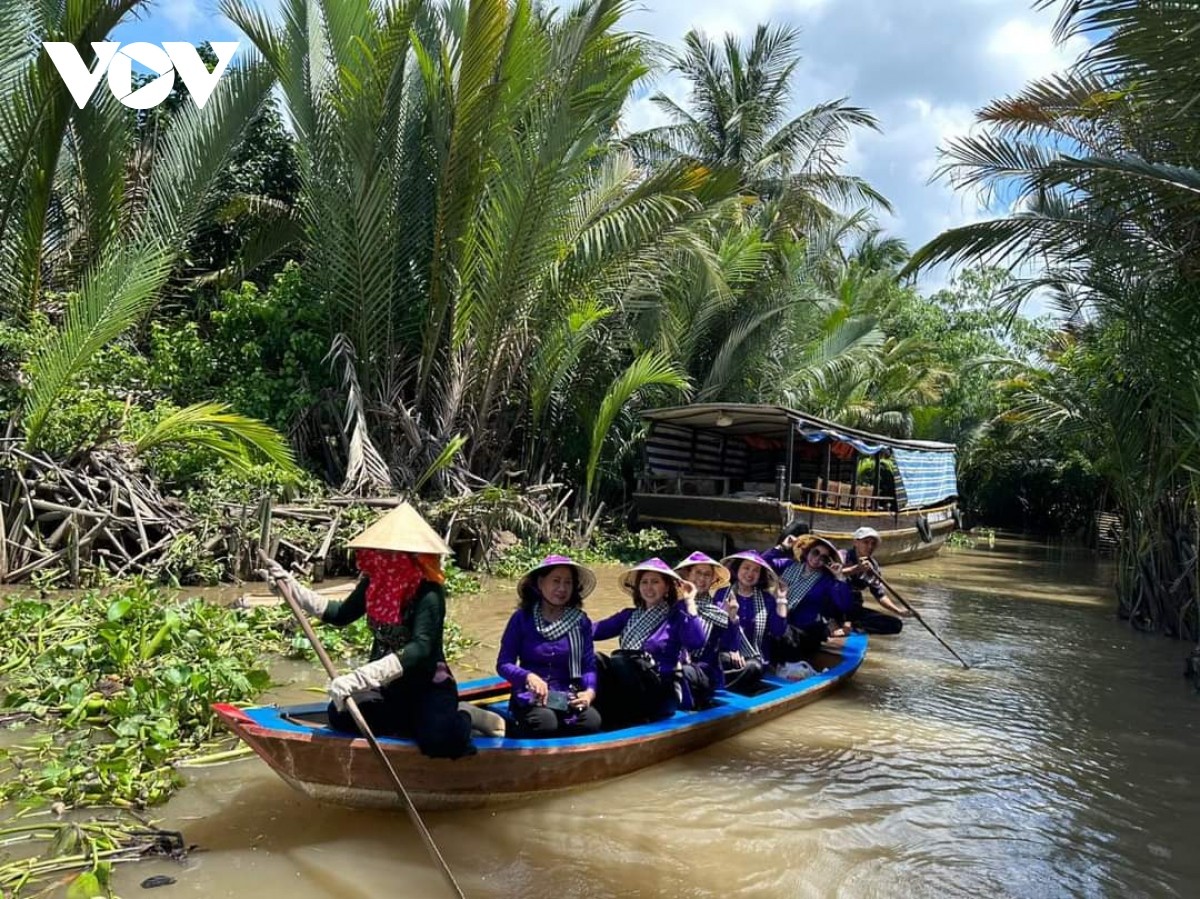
(593, 558), (706, 727)
(715, 550), (789, 673)
(495, 554), (602, 737)
(675, 551), (764, 697)
(762, 534), (854, 661)
(259, 504), (477, 759)
(839, 526), (908, 635)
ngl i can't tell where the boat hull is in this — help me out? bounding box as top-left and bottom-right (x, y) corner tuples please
(633, 494), (957, 564)
(213, 635), (866, 811)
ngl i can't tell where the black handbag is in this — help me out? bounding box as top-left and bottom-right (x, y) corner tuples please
(594, 650), (668, 727)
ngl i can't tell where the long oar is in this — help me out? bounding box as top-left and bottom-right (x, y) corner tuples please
(868, 564), (970, 670)
(258, 550), (466, 898)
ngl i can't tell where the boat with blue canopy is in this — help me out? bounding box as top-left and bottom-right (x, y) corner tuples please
(632, 404), (960, 563)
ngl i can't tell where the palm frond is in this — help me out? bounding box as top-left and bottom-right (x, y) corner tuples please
(146, 62), (275, 246)
(585, 351), (689, 498)
(24, 241), (173, 448)
(131, 401), (300, 474)
(326, 333), (393, 495)
(414, 433), (467, 492)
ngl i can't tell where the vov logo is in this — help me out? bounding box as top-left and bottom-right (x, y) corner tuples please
(42, 42), (239, 110)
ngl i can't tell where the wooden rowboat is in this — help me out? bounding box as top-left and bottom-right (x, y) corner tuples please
(212, 633), (867, 811)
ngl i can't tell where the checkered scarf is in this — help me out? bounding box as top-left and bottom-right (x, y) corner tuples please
(735, 587), (770, 656)
(781, 565), (823, 611)
(710, 588), (762, 661)
(695, 593), (730, 630)
(533, 604), (586, 681)
(618, 603), (670, 651)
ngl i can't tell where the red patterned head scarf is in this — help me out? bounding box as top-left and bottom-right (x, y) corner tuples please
(356, 550), (445, 625)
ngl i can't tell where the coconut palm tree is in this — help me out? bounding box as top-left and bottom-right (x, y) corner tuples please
(631, 24), (887, 237)
(907, 0), (1200, 642)
(226, 0), (705, 496)
(0, 0), (290, 466)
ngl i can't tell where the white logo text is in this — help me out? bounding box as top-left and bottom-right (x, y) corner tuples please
(42, 41), (239, 110)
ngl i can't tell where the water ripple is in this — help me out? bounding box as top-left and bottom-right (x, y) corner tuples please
(132, 544), (1199, 899)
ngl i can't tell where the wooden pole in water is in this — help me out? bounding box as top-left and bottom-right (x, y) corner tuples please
(869, 564), (971, 670)
(257, 550), (466, 898)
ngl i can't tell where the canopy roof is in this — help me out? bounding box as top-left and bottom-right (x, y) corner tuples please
(642, 404), (958, 510)
(641, 404), (956, 454)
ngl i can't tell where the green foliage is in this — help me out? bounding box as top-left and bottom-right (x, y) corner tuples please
(225, 0), (756, 494)
(443, 561), (483, 599)
(882, 268), (1051, 444)
(0, 314), (48, 416)
(634, 24), (884, 229)
(131, 402), (301, 477)
(492, 525), (677, 577)
(0, 580), (278, 808)
(0, 576), (478, 811)
(148, 263), (331, 433)
(22, 335), (153, 458)
(908, 0), (1200, 636)
(586, 352), (689, 501)
(23, 245), (173, 449)
(0, 819), (159, 899)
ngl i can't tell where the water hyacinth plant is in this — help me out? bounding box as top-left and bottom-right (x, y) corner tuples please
(0, 577), (474, 809)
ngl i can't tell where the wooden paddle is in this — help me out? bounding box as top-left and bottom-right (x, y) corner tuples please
(865, 562), (971, 670)
(257, 550), (466, 899)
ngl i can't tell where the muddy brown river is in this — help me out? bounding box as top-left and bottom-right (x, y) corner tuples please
(111, 538), (1199, 898)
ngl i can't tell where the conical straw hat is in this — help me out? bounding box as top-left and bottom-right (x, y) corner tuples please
(518, 554), (597, 600)
(791, 534), (841, 563)
(674, 551), (731, 592)
(619, 557), (686, 594)
(719, 550), (780, 592)
(346, 503), (452, 555)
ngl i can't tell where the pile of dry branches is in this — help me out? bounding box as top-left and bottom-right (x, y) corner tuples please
(0, 442), (579, 586)
(0, 444), (193, 585)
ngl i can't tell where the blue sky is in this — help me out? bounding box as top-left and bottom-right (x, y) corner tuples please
(115, 0), (1086, 298)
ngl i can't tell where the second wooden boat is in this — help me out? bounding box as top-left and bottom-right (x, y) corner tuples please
(633, 403), (961, 563)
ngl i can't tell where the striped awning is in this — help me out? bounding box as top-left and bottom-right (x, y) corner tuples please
(891, 447), (959, 510)
(795, 424), (886, 456)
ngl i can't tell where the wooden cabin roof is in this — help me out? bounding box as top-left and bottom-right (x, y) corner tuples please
(640, 403), (956, 453)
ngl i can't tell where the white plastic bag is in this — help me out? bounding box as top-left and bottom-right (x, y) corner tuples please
(775, 661), (819, 681)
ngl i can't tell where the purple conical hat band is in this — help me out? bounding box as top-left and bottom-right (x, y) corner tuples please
(620, 556), (685, 593)
(518, 553), (597, 599)
(719, 550), (779, 590)
(676, 551), (720, 568)
(720, 549), (769, 567)
(673, 551), (731, 591)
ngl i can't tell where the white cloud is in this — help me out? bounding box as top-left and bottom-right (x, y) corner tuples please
(620, 0), (1085, 296)
(162, 0), (203, 30)
(987, 18), (1090, 83)
(620, 74), (688, 135)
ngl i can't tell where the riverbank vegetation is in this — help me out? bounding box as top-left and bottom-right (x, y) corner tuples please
(0, 1), (1197, 890)
(909, 0), (1200, 646)
(0, 0), (1078, 586)
(0, 574), (475, 894)
(0, 0), (1190, 726)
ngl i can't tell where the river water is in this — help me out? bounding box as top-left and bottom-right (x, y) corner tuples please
(114, 537), (1199, 898)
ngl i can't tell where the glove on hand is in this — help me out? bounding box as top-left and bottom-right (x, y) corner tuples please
(254, 560), (328, 617)
(260, 558), (288, 587)
(328, 654), (405, 711)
